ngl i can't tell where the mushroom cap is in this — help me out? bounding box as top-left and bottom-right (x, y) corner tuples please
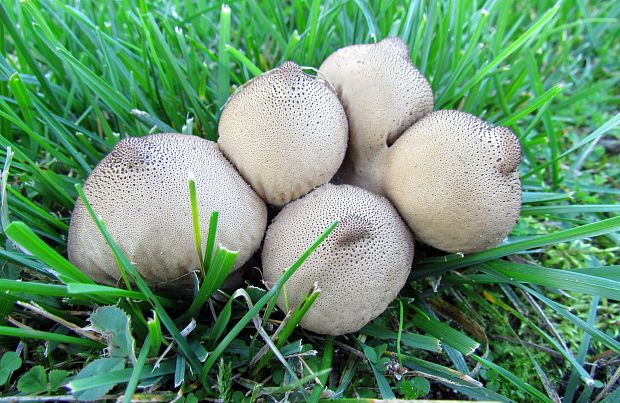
(318, 37), (434, 193)
(68, 133), (267, 288)
(383, 110), (522, 253)
(262, 184), (414, 335)
(217, 62), (348, 206)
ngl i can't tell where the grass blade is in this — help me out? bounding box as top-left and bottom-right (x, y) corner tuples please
(252, 284), (320, 374)
(499, 85), (563, 127)
(443, 5), (559, 107)
(0, 279), (70, 297)
(122, 337), (151, 403)
(309, 336), (333, 403)
(361, 323), (442, 352)
(203, 211), (219, 271)
(188, 172), (204, 274)
(0, 325), (102, 348)
(225, 44), (263, 77)
(465, 260), (620, 300)
(66, 283), (174, 306)
(413, 216), (620, 278)
(147, 311), (162, 358)
(0, 3), (61, 111)
(5, 221), (94, 284)
(524, 112), (620, 179)
(410, 314), (480, 356)
(560, 296), (599, 402)
(217, 4), (232, 110)
(521, 204), (620, 215)
(182, 245), (238, 322)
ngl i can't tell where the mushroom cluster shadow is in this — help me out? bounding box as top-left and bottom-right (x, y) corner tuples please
(68, 38), (521, 336)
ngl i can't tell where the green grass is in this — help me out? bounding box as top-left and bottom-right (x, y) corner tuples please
(0, 0), (619, 401)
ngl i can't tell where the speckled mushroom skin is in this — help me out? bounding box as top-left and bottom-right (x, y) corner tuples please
(218, 62), (348, 206)
(68, 134), (267, 288)
(262, 184), (414, 335)
(384, 110), (522, 253)
(319, 37), (434, 193)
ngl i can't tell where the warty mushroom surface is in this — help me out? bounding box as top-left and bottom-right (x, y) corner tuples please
(262, 183), (414, 335)
(68, 133), (267, 288)
(218, 61), (348, 206)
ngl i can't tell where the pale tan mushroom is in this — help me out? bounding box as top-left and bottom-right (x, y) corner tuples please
(218, 62), (348, 206)
(319, 37), (434, 193)
(262, 184), (414, 335)
(68, 133), (267, 288)
(383, 110), (522, 253)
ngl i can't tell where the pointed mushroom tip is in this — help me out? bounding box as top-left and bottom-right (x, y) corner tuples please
(379, 36), (407, 46)
(218, 56), (347, 206)
(278, 60), (302, 73)
(378, 36), (409, 58)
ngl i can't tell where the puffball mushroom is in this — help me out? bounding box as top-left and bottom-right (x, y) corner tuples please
(218, 61), (348, 206)
(384, 110), (522, 254)
(320, 38), (522, 253)
(262, 184), (414, 335)
(319, 37), (434, 193)
(68, 133), (267, 288)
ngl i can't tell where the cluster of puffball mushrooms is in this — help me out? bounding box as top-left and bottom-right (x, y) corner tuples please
(68, 38), (522, 336)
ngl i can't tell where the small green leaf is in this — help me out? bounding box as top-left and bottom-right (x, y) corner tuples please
(399, 377), (430, 399)
(0, 369), (10, 386)
(411, 377), (431, 396)
(89, 306), (136, 361)
(0, 351), (22, 385)
(70, 357), (125, 401)
(363, 344), (378, 364)
(374, 343), (388, 359)
(49, 369), (70, 392)
(17, 365), (47, 394)
(184, 393), (199, 403)
(399, 378), (416, 399)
